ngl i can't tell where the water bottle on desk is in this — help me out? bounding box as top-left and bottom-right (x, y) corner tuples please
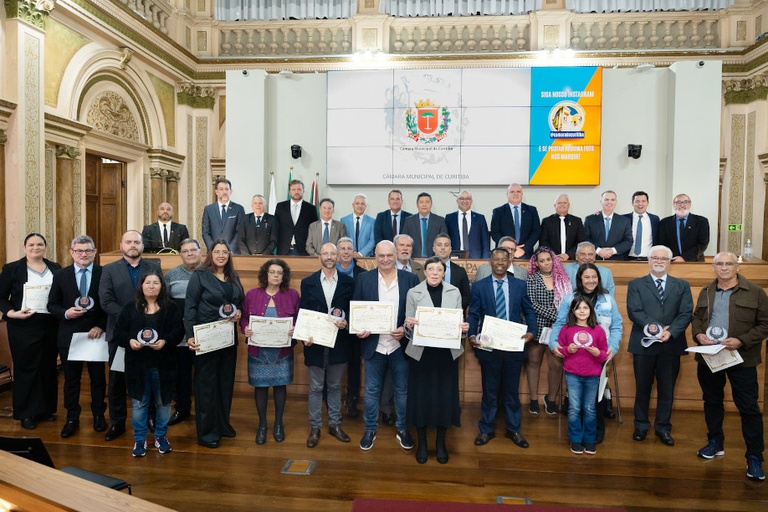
(744, 239), (752, 261)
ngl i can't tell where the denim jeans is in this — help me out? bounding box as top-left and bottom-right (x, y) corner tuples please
(363, 349), (409, 431)
(132, 368), (171, 441)
(564, 372), (599, 444)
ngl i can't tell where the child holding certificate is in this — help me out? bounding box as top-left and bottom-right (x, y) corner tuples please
(557, 295), (609, 456)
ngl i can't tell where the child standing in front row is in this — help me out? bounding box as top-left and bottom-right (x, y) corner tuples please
(557, 294), (609, 455)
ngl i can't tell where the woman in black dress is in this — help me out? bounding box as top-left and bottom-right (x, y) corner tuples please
(0, 233), (60, 429)
(403, 256), (469, 464)
(185, 239), (244, 448)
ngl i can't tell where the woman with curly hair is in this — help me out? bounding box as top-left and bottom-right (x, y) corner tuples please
(240, 259), (299, 445)
(525, 246), (572, 415)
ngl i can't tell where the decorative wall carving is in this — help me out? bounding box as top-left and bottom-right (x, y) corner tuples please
(0, 129), (6, 144)
(85, 90), (140, 141)
(24, 32), (41, 235)
(44, 143), (55, 257)
(723, 74), (768, 105)
(177, 82), (216, 109)
(187, 114), (194, 239)
(728, 114), (745, 255)
(3, 0), (56, 30)
(745, 111), (755, 246)
(195, 116), (208, 243)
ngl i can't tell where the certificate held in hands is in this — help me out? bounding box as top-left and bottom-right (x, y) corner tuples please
(479, 315), (528, 352)
(293, 309), (339, 348)
(248, 316), (293, 348)
(193, 319), (236, 356)
(412, 307), (462, 349)
(22, 283), (52, 314)
(349, 301), (395, 334)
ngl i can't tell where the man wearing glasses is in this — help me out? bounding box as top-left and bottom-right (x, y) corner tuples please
(657, 194), (710, 262)
(445, 191), (490, 260)
(626, 245), (692, 447)
(691, 252), (768, 481)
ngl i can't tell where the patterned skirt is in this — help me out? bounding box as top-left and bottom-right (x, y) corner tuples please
(248, 348), (294, 387)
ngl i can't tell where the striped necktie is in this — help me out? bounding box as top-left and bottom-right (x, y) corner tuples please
(656, 278), (664, 301)
(495, 279), (506, 320)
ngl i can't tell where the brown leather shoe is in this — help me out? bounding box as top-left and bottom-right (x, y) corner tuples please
(328, 424), (350, 443)
(306, 427), (321, 448)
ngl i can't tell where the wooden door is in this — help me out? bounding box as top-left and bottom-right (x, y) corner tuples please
(85, 154), (126, 263)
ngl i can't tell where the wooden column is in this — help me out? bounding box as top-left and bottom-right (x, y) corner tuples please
(166, 171), (180, 213)
(54, 144), (81, 266)
(150, 168), (165, 215)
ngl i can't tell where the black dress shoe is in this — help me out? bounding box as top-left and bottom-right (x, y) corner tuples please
(199, 439), (219, 449)
(604, 399), (616, 419)
(307, 427), (321, 448)
(345, 402), (360, 418)
(656, 431), (675, 446)
(328, 424), (350, 443)
(148, 417), (156, 432)
(61, 420), (79, 438)
(506, 431), (529, 448)
(474, 432), (495, 446)
(273, 423), (285, 443)
(436, 442), (449, 464)
(595, 431), (604, 445)
(633, 428), (648, 442)
(104, 424), (125, 442)
(93, 415), (107, 432)
(168, 411), (189, 426)
(416, 442), (428, 464)
(382, 413), (395, 426)
(21, 418), (36, 430)
(256, 426), (267, 445)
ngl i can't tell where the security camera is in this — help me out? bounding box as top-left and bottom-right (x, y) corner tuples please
(696, 61), (705, 68)
(242, 70), (250, 76)
(628, 144), (642, 159)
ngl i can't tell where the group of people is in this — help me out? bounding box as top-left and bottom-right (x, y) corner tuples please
(0, 180), (764, 481)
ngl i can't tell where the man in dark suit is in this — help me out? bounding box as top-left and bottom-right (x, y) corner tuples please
(626, 245), (692, 446)
(583, 190), (633, 260)
(353, 241), (420, 451)
(201, 178), (245, 253)
(274, 179), (318, 255)
(445, 190), (490, 260)
(306, 198), (347, 256)
(373, 189), (412, 244)
(141, 202), (190, 253)
(237, 194), (278, 255)
(99, 230), (161, 441)
(657, 193), (710, 262)
(432, 233), (471, 310)
(400, 192), (447, 258)
(490, 183), (540, 259)
(538, 193), (585, 261)
(468, 248), (537, 448)
(300, 242), (354, 448)
(394, 234), (425, 281)
(622, 191), (660, 261)
(47, 235), (108, 438)
(336, 237), (366, 417)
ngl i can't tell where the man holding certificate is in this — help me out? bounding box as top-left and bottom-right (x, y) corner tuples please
(468, 248), (537, 449)
(299, 243), (354, 448)
(352, 240), (419, 451)
(691, 251), (768, 481)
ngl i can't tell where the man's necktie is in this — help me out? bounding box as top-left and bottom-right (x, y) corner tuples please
(495, 279), (506, 320)
(256, 216), (262, 227)
(292, 203), (299, 225)
(656, 278), (664, 301)
(355, 216), (361, 252)
(391, 214), (398, 239)
(79, 268), (88, 297)
(462, 212), (469, 251)
(559, 216), (567, 255)
(513, 206), (521, 244)
(634, 215), (643, 256)
(221, 204), (226, 221)
(420, 218), (428, 257)
(322, 222), (330, 244)
(604, 217), (611, 245)
(163, 224), (169, 246)
(677, 218), (685, 255)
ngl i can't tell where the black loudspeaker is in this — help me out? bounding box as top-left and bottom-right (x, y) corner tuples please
(291, 145), (302, 159)
(628, 144), (642, 159)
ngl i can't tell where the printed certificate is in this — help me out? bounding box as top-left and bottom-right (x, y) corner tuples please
(293, 309), (339, 348)
(479, 316), (528, 352)
(349, 301), (395, 334)
(22, 283), (51, 314)
(412, 307), (462, 349)
(193, 319), (235, 356)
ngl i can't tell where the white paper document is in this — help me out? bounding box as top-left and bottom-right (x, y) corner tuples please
(194, 319), (236, 356)
(68, 332), (109, 362)
(412, 307), (462, 349)
(293, 309), (339, 348)
(22, 283), (51, 314)
(248, 316), (293, 348)
(479, 316), (527, 352)
(349, 301), (395, 334)
(686, 344), (727, 355)
(110, 346), (125, 372)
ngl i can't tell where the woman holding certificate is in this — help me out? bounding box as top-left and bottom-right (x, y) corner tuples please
(114, 270), (183, 457)
(185, 240), (244, 448)
(525, 247), (572, 416)
(240, 259), (299, 445)
(403, 256), (469, 464)
(0, 233), (61, 430)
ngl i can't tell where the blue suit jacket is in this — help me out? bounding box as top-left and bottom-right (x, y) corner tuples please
(445, 211), (490, 259)
(352, 269), (420, 360)
(201, 201), (246, 253)
(374, 210), (412, 244)
(340, 213), (376, 257)
(583, 213), (633, 260)
(490, 202), (540, 259)
(621, 212), (660, 254)
(467, 274), (537, 363)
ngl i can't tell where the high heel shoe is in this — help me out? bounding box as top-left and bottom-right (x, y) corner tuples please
(273, 423), (285, 443)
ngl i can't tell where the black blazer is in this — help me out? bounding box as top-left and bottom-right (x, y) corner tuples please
(300, 270), (354, 367)
(448, 262), (471, 310)
(490, 202), (541, 259)
(657, 213), (710, 262)
(141, 222), (190, 252)
(373, 210), (413, 244)
(583, 213), (633, 260)
(0, 257), (61, 329)
(539, 213), (585, 260)
(183, 268), (244, 340)
(274, 200), (318, 255)
(237, 212), (278, 255)
(626, 274), (692, 356)
(400, 213), (447, 258)
(47, 264), (108, 348)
